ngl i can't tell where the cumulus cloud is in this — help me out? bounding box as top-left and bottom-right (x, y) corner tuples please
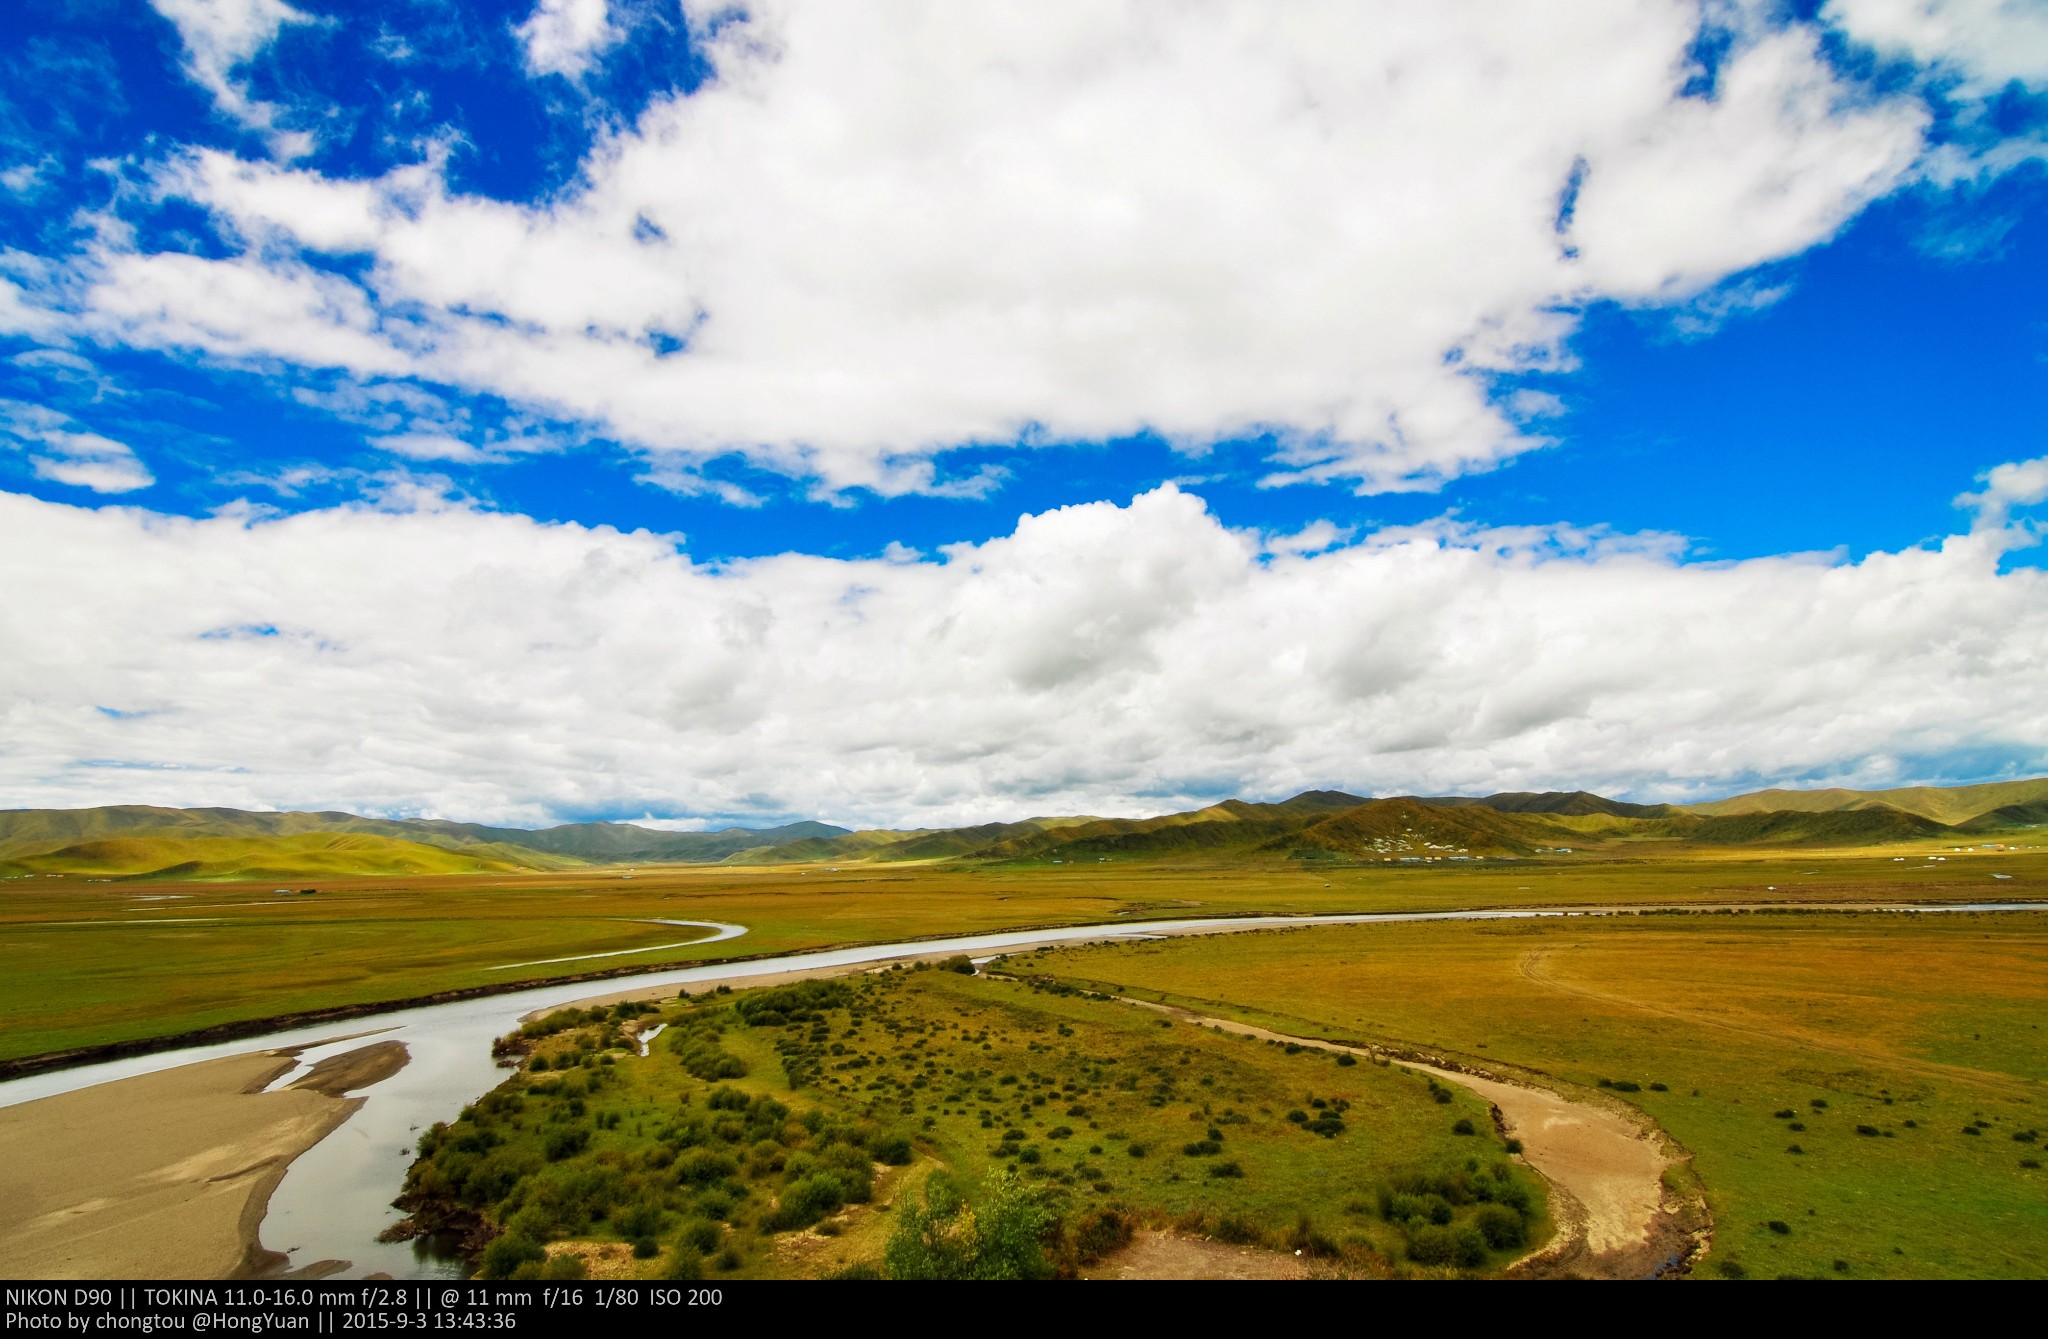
(515, 0), (622, 79)
(1828, 0), (2048, 94)
(2, 478), (2042, 826)
(0, 401), (154, 494)
(35, 3), (1930, 496)
(1959, 453), (2048, 533)
(150, 0), (312, 144)
(1827, 0), (2048, 182)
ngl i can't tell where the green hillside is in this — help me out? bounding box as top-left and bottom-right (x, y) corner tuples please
(1956, 800), (2048, 833)
(1674, 805), (1953, 847)
(1267, 797), (1588, 860)
(0, 832), (560, 881)
(0, 806), (849, 869)
(1420, 789), (1679, 818)
(1684, 777), (2048, 826)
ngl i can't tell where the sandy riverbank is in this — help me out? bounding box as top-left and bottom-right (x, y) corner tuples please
(0, 1040), (406, 1279)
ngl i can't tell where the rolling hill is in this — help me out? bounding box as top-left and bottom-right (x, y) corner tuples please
(0, 806), (849, 875)
(1683, 777), (2048, 826)
(1419, 790), (1679, 818)
(0, 832), (562, 881)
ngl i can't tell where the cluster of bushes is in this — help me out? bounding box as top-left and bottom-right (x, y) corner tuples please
(398, 1005), (924, 1282)
(882, 1169), (1056, 1280)
(732, 979), (853, 1027)
(665, 1019), (748, 1081)
(1375, 1161), (1535, 1269)
(1285, 1096), (1349, 1137)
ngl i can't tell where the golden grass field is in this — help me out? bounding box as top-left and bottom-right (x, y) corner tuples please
(1007, 908), (2048, 1278)
(0, 844), (2037, 1063)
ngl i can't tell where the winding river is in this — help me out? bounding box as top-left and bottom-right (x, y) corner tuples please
(0, 901), (2037, 1278)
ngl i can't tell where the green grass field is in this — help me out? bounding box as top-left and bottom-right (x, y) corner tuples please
(1005, 910), (2048, 1279)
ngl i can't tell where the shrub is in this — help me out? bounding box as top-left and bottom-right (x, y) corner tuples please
(1766, 1220), (1791, 1235)
(678, 1218), (722, 1254)
(1855, 1125), (1881, 1137)
(1336, 1054), (1357, 1067)
(1718, 1259), (1747, 1279)
(543, 1128), (589, 1162)
(675, 1149), (738, 1186)
(660, 1242), (705, 1280)
(1773, 1109), (1796, 1120)
(1207, 1161), (1244, 1179)
(1811, 1099), (1828, 1109)
(541, 1255), (585, 1280)
(824, 1263), (882, 1280)
(1126, 1142), (1148, 1159)
(1787, 1145), (1804, 1154)
(770, 1173), (848, 1230)
(1451, 1119), (1476, 1136)
(478, 1234), (545, 1280)
(884, 1168), (1054, 1281)
(1649, 1082), (1669, 1092)
(1504, 1138), (1523, 1154)
(940, 955), (975, 974)
(1181, 1139), (1222, 1157)
(2014, 1130), (2039, 1143)
(872, 1136), (914, 1165)
(1474, 1204), (1525, 1250)
(1212, 1216), (1261, 1245)
(1405, 1225), (1459, 1265)
(1067, 1207), (1135, 1264)
(631, 1237), (658, 1259)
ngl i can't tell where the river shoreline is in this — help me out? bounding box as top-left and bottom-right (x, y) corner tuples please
(7, 897), (2033, 1084)
(1, 899), (2036, 1280)
(0, 1042), (408, 1279)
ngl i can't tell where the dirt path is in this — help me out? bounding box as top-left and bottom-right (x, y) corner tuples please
(1120, 996), (1697, 1278)
(0, 1040), (406, 1279)
(1081, 1229), (1313, 1280)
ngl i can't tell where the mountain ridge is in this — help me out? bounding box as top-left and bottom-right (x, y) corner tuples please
(4, 774), (2039, 879)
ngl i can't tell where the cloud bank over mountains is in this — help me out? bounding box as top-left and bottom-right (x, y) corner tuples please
(5, 477), (2043, 827)
(3, 2), (2045, 823)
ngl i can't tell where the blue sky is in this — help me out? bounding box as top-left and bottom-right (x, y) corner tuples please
(2, 2), (2046, 826)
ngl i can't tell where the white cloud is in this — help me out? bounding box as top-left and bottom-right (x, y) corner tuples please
(1959, 453), (2048, 533)
(150, 0), (312, 142)
(1827, 0), (2048, 94)
(2, 477), (2042, 826)
(515, 0), (622, 79)
(0, 402), (155, 494)
(1827, 0), (2048, 183)
(49, 3), (1928, 496)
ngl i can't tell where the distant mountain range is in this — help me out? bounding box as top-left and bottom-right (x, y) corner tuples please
(2, 777), (2041, 881)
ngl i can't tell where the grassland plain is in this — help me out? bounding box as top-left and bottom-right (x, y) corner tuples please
(391, 966), (1547, 1279)
(0, 849), (2038, 1063)
(1004, 911), (2048, 1279)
